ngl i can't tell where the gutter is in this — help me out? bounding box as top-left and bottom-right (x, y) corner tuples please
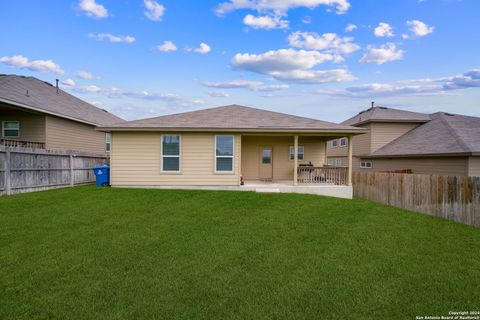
(95, 127), (368, 135)
(363, 152), (478, 158)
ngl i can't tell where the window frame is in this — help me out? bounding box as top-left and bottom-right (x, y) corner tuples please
(161, 134), (181, 173)
(330, 139), (338, 148)
(215, 135), (234, 174)
(339, 137), (348, 147)
(105, 132), (111, 152)
(360, 160), (373, 169)
(2, 121), (20, 138)
(289, 145), (304, 161)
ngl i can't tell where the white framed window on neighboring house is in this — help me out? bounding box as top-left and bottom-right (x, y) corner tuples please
(360, 160), (373, 169)
(335, 159), (343, 167)
(327, 159), (334, 166)
(2, 121), (20, 137)
(161, 134), (181, 172)
(331, 139), (338, 148)
(339, 137), (348, 147)
(215, 135), (234, 173)
(289, 146), (304, 161)
(105, 132), (111, 152)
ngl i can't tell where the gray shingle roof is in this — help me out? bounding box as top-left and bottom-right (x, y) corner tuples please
(369, 112), (480, 157)
(0, 74), (123, 126)
(342, 106), (431, 126)
(100, 104), (365, 133)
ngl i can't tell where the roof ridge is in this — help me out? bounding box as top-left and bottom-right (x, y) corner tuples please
(437, 113), (472, 151)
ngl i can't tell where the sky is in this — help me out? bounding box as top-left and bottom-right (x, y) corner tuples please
(0, 0), (479, 123)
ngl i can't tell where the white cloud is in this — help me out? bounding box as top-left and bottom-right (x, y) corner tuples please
(320, 67), (480, 98)
(203, 79), (289, 91)
(78, 0), (108, 18)
(374, 22), (394, 37)
(144, 0), (165, 21)
(68, 84), (204, 107)
(359, 43), (404, 65)
(215, 0), (351, 15)
(302, 16), (312, 24)
(157, 41), (177, 52)
(61, 79), (76, 87)
(191, 43), (211, 54)
(232, 49), (334, 73)
(269, 69), (355, 84)
(231, 48), (354, 84)
(345, 23), (357, 32)
(77, 70), (99, 80)
(89, 33), (135, 43)
(243, 14), (289, 29)
(406, 20), (434, 37)
(208, 91), (230, 97)
(0, 55), (65, 75)
(288, 31), (360, 54)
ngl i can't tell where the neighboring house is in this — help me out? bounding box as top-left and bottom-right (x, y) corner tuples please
(0, 74), (123, 153)
(99, 105), (365, 198)
(327, 106), (480, 176)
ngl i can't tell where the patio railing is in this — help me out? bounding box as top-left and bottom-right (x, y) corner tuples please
(0, 138), (45, 149)
(297, 166), (348, 185)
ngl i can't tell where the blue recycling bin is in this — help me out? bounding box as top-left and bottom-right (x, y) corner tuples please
(93, 165), (110, 187)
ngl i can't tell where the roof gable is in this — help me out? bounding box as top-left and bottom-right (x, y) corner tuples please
(0, 75), (123, 126)
(101, 104), (364, 133)
(369, 112), (480, 157)
(343, 106), (431, 126)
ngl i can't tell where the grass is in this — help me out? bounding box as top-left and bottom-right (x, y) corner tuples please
(0, 186), (479, 320)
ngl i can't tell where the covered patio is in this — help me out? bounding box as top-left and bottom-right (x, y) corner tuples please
(240, 134), (354, 187)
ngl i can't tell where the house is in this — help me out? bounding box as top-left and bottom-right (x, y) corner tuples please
(0, 74), (123, 153)
(326, 106), (480, 176)
(98, 105), (366, 198)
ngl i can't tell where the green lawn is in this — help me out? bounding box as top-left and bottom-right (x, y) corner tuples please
(0, 186), (479, 320)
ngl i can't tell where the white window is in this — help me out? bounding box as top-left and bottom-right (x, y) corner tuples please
(162, 135), (180, 172)
(327, 159), (334, 166)
(331, 139), (338, 148)
(360, 160), (373, 169)
(339, 137), (348, 147)
(335, 159), (343, 167)
(2, 121), (20, 137)
(215, 135), (234, 172)
(289, 146), (304, 161)
(105, 132), (111, 152)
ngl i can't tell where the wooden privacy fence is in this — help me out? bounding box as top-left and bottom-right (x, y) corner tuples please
(0, 146), (108, 196)
(353, 172), (480, 227)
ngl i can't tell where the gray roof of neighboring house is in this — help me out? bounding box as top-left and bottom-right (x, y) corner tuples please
(100, 104), (366, 134)
(0, 74), (123, 126)
(342, 106), (431, 126)
(368, 112), (480, 157)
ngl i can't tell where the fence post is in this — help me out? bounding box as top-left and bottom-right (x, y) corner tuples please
(5, 149), (11, 195)
(69, 155), (74, 186)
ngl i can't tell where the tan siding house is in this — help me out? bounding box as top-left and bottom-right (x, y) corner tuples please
(0, 75), (123, 153)
(101, 105), (366, 198)
(327, 106), (480, 177)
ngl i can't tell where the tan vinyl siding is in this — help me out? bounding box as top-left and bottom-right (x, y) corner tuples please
(111, 132), (241, 186)
(241, 136), (325, 180)
(327, 157), (348, 167)
(368, 157), (469, 176)
(45, 115), (105, 153)
(468, 157), (480, 176)
(370, 122), (420, 152)
(0, 104), (45, 142)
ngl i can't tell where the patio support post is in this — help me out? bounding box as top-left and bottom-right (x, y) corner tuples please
(294, 135), (298, 186)
(348, 135), (353, 186)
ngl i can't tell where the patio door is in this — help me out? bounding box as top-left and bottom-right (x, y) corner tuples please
(259, 147), (273, 181)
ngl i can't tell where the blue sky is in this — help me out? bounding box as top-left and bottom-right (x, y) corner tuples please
(1, 0), (479, 122)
